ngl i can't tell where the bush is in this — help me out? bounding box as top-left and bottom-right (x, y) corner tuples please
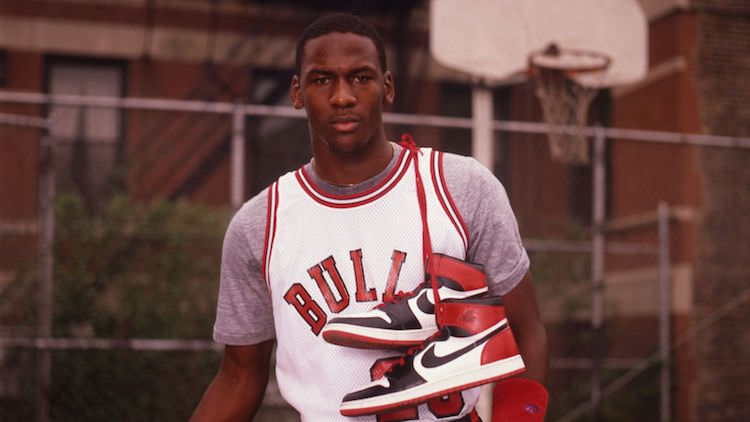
(2, 193), (231, 421)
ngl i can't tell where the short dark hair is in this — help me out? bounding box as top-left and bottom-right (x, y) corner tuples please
(295, 13), (387, 76)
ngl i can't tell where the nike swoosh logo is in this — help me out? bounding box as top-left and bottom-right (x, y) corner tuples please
(419, 321), (508, 369)
(416, 291), (435, 314)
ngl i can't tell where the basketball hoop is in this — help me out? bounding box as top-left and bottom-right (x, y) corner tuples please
(528, 44), (611, 164)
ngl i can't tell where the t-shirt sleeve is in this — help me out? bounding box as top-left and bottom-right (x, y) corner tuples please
(212, 189), (276, 345)
(441, 153), (530, 296)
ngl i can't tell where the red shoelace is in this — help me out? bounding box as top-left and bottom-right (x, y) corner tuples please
(398, 134), (443, 328)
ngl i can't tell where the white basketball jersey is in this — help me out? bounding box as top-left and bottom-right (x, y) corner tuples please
(263, 147), (479, 421)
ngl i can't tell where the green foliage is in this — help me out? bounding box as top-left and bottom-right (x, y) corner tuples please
(51, 193), (229, 420)
(53, 192), (229, 339)
(49, 349), (221, 422)
(2, 193), (231, 421)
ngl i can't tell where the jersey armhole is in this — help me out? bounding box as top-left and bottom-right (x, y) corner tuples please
(262, 181), (280, 293)
(429, 150), (470, 253)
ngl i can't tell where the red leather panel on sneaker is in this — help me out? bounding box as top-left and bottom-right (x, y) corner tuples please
(480, 327), (520, 365)
(439, 301), (505, 334)
(432, 255), (487, 290)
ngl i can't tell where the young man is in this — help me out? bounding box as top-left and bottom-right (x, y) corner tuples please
(192, 13), (548, 421)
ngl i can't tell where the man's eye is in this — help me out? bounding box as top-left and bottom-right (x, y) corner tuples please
(313, 77), (329, 85)
(354, 75), (372, 83)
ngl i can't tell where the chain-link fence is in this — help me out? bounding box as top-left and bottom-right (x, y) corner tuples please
(1, 93), (749, 421)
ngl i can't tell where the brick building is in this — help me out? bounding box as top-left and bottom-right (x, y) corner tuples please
(0, 0), (747, 420)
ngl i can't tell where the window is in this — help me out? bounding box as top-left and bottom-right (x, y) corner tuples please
(47, 60), (124, 206)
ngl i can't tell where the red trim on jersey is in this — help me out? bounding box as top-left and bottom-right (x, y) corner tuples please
(430, 150), (468, 253)
(431, 151), (469, 251)
(438, 151), (470, 249)
(262, 181), (280, 292)
(294, 146), (411, 208)
(261, 185), (272, 284)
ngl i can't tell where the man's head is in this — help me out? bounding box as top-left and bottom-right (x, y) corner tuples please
(295, 13), (387, 76)
(290, 13), (394, 156)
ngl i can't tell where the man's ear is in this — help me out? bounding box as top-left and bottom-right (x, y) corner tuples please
(383, 70), (395, 107)
(290, 75), (304, 109)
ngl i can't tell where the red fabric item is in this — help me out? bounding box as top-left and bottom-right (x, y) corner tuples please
(492, 378), (549, 422)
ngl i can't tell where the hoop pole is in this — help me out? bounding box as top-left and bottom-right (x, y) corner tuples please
(471, 82), (495, 421)
(591, 126), (607, 420)
(231, 100), (245, 210)
(471, 84), (494, 169)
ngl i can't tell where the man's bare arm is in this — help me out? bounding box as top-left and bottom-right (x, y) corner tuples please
(503, 271), (549, 384)
(191, 341), (274, 421)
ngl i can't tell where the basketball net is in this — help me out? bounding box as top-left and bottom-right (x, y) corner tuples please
(529, 44), (609, 165)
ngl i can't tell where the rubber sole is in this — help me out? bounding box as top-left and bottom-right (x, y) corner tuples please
(322, 324), (436, 349)
(340, 355), (526, 416)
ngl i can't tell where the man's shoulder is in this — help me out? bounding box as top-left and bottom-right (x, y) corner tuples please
(241, 187), (271, 216)
(228, 186), (273, 238)
(438, 150), (478, 167)
(431, 150), (510, 218)
(237, 168), (300, 217)
(436, 150), (496, 185)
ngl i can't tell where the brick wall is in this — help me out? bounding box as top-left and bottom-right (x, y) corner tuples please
(126, 59), (248, 205)
(607, 12), (704, 420)
(0, 51), (44, 276)
(693, 1), (750, 421)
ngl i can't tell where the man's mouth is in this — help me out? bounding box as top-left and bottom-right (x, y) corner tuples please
(330, 116), (360, 132)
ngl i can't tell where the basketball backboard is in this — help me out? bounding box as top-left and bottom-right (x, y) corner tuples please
(430, 0), (648, 88)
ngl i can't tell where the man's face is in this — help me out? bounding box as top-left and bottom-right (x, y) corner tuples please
(291, 32), (395, 154)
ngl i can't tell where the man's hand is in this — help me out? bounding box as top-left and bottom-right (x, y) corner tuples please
(503, 271), (548, 384)
(492, 271), (549, 421)
(190, 341), (274, 422)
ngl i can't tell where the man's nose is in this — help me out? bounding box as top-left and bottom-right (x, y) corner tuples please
(330, 80), (356, 107)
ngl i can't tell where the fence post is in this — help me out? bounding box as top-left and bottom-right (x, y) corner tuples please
(591, 126), (606, 420)
(471, 82), (494, 169)
(658, 201), (672, 421)
(36, 134), (54, 422)
(231, 100), (245, 210)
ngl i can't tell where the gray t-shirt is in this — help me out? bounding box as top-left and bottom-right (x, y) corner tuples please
(213, 142), (529, 345)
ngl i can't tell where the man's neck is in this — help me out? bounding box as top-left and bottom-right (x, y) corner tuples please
(311, 138), (394, 187)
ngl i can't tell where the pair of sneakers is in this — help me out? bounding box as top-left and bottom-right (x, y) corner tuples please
(321, 254), (526, 417)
